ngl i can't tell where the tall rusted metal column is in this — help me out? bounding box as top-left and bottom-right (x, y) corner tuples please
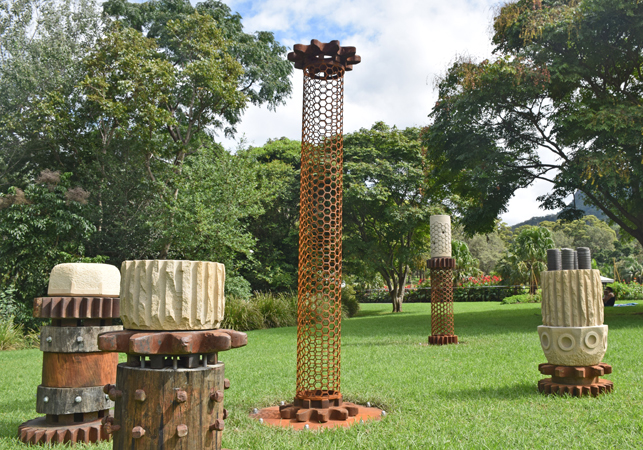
(428, 215), (458, 345)
(277, 40), (365, 424)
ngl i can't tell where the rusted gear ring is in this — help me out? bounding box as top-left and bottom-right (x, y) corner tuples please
(18, 417), (108, 445)
(538, 378), (613, 397)
(288, 39), (361, 71)
(427, 257), (456, 269)
(33, 296), (120, 319)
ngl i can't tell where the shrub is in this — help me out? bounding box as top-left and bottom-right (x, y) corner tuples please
(501, 293), (541, 305)
(607, 281), (643, 300)
(221, 297), (264, 331)
(0, 316), (39, 351)
(254, 291), (297, 328)
(342, 284), (360, 318)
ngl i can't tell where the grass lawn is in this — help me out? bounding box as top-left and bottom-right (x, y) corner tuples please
(1, 301), (642, 449)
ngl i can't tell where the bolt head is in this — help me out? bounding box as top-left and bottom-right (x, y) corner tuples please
(43, 396), (49, 403)
(304, 424), (310, 430)
(259, 418), (264, 424)
(105, 394), (110, 401)
(280, 401), (285, 406)
(132, 426), (145, 439)
(176, 424), (188, 438)
(381, 411), (387, 417)
(46, 336), (52, 343)
(134, 389), (146, 402)
(175, 389), (188, 403)
(76, 336), (83, 343)
(74, 396), (82, 403)
(252, 408), (258, 414)
(366, 402), (371, 407)
(210, 419), (225, 432)
(210, 390), (224, 403)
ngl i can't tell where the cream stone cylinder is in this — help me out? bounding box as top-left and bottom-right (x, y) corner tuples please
(430, 215), (452, 258)
(541, 269), (603, 327)
(538, 325), (608, 366)
(120, 260), (225, 330)
(47, 263), (121, 297)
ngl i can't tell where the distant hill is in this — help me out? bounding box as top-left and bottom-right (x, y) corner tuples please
(511, 192), (607, 229)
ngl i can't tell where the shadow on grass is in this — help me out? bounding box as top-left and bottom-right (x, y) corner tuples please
(443, 382), (539, 400)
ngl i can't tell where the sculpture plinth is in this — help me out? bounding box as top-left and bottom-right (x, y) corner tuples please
(98, 260), (245, 450)
(537, 249), (613, 397)
(19, 263), (122, 445)
(428, 216), (458, 345)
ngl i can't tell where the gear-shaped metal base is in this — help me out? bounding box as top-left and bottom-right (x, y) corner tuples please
(538, 362), (614, 397)
(251, 403), (383, 430)
(18, 417), (108, 445)
(428, 334), (458, 345)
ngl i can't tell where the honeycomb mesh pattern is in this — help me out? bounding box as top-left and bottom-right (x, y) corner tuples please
(296, 61), (345, 401)
(430, 268), (455, 336)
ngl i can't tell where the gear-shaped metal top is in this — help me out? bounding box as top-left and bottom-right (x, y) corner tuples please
(288, 39), (361, 71)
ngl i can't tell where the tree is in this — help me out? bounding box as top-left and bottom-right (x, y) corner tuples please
(239, 138), (301, 292)
(451, 240), (481, 283)
(0, 0), (103, 188)
(0, 171), (104, 326)
(343, 123), (440, 313)
(497, 226), (555, 293)
(424, 0), (643, 248)
(461, 222), (509, 274)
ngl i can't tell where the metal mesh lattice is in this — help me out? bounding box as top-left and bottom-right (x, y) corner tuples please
(430, 268), (455, 336)
(296, 62), (345, 401)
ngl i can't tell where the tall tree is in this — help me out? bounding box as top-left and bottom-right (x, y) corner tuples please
(424, 0), (643, 248)
(239, 138), (301, 292)
(343, 123), (440, 313)
(497, 226), (555, 293)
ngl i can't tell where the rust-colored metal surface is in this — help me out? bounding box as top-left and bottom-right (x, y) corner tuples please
(538, 362), (613, 397)
(427, 257), (456, 269)
(428, 261), (457, 345)
(98, 329), (247, 355)
(18, 416), (108, 445)
(287, 41), (360, 403)
(252, 404), (382, 430)
(34, 296), (120, 319)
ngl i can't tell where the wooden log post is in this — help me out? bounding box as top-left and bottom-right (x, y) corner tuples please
(110, 363), (227, 450)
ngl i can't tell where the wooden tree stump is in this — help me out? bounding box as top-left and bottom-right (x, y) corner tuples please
(108, 362), (227, 450)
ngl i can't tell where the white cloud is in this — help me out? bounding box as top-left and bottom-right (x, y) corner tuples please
(221, 0), (554, 224)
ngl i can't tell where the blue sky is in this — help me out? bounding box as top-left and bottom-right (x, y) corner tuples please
(218, 0), (558, 226)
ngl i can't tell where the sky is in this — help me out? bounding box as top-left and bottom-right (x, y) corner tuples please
(218, 0), (558, 226)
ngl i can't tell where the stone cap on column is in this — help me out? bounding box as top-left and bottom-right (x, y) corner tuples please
(48, 263), (121, 297)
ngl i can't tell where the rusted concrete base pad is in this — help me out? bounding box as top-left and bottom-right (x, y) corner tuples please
(538, 362), (614, 397)
(18, 416), (108, 445)
(428, 334), (458, 345)
(251, 405), (383, 430)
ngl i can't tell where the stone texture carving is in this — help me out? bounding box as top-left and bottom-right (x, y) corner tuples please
(120, 260), (225, 330)
(538, 325), (608, 366)
(48, 263), (120, 297)
(541, 269), (603, 327)
(430, 215), (452, 258)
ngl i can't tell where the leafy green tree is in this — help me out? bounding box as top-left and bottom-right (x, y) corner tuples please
(0, 171), (105, 326)
(497, 226), (555, 293)
(451, 240), (481, 283)
(239, 138), (301, 292)
(462, 223), (509, 274)
(343, 123), (439, 313)
(102, 0), (293, 126)
(0, 0), (102, 188)
(424, 0), (643, 248)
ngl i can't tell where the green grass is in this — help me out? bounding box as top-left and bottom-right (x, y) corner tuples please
(1, 302), (642, 449)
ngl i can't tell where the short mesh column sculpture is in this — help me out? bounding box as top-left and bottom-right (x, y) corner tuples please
(537, 248), (613, 396)
(19, 263), (122, 445)
(97, 260), (247, 449)
(428, 215), (458, 345)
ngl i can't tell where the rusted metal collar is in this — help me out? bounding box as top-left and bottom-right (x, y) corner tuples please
(288, 39), (361, 71)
